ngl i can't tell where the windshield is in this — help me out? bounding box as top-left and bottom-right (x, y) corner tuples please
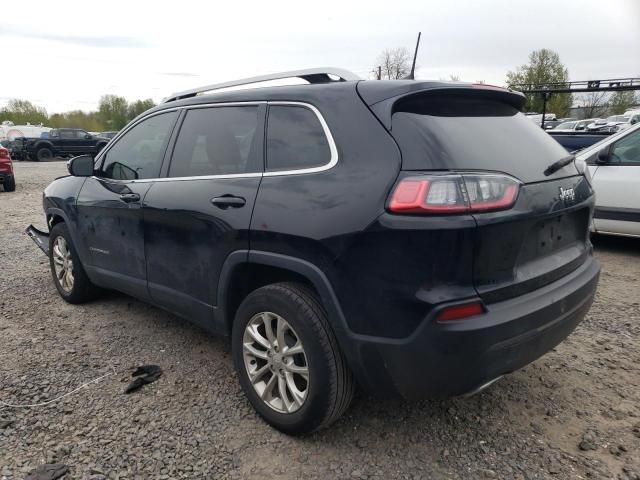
(556, 121), (577, 129)
(607, 115), (630, 123)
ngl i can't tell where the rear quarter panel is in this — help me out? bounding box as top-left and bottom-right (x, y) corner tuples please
(249, 84), (404, 335)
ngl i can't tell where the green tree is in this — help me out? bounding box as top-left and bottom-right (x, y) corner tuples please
(506, 49), (572, 117)
(609, 90), (637, 115)
(0, 99), (48, 125)
(48, 111), (105, 131)
(127, 99), (156, 121)
(98, 95), (129, 130)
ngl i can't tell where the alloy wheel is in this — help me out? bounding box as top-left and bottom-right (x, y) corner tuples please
(242, 312), (309, 413)
(52, 236), (74, 292)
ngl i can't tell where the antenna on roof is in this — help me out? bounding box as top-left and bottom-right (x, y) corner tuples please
(405, 32), (421, 80)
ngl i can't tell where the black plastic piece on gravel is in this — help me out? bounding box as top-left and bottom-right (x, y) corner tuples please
(25, 463), (69, 480)
(124, 365), (162, 394)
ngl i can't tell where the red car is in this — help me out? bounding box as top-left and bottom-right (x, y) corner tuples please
(0, 146), (16, 191)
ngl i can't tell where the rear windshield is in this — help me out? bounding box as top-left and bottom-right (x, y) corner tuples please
(391, 95), (574, 183)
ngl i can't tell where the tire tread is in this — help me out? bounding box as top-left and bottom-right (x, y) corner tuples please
(261, 282), (355, 431)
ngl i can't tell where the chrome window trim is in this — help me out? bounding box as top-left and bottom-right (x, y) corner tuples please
(263, 101), (338, 177)
(93, 100), (337, 184)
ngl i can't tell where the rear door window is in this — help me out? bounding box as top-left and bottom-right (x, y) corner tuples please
(59, 129), (75, 139)
(266, 105), (331, 172)
(169, 106), (260, 177)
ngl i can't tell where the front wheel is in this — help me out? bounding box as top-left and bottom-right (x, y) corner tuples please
(49, 223), (99, 303)
(232, 282), (355, 435)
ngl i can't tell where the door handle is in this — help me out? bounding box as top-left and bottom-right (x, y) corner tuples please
(119, 193), (141, 203)
(210, 195), (246, 209)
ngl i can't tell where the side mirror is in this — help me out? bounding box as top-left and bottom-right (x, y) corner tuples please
(596, 147), (611, 165)
(67, 155), (95, 176)
(576, 124), (585, 131)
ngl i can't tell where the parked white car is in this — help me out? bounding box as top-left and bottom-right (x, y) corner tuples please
(553, 118), (600, 132)
(588, 113), (640, 133)
(579, 123), (640, 237)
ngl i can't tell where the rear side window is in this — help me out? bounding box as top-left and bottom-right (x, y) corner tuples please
(391, 94), (570, 183)
(169, 106), (260, 177)
(266, 105), (331, 171)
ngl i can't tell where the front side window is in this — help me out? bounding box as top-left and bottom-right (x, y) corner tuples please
(169, 106), (260, 177)
(100, 111), (177, 180)
(59, 130), (75, 139)
(611, 129), (640, 164)
(266, 105), (331, 171)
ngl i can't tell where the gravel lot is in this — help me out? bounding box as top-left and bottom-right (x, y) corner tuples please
(1, 161), (639, 480)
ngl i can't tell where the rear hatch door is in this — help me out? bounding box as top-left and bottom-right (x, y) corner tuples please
(361, 83), (594, 303)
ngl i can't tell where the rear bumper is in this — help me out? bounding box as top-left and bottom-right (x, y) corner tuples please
(26, 225), (50, 256)
(347, 255), (600, 398)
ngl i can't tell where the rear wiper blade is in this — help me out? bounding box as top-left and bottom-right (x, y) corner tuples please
(544, 154), (575, 176)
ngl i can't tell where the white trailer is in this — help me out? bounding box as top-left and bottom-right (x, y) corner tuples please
(0, 121), (51, 141)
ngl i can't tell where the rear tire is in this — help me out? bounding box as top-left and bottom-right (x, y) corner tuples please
(3, 177), (15, 192)
(49, 222), (99, 303)
(232, 282), (355, 435)
(36, 147), (53, 162)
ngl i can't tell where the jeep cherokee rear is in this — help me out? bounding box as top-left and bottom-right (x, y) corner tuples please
(27, 68), (600, 435)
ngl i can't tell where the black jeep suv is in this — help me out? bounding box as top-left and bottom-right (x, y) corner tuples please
(27, 68), (600, 434)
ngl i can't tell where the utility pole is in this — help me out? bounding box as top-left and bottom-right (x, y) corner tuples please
(377, 65), (382, 80)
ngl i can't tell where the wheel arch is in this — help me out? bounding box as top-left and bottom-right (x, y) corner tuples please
(35, 141), (54, 152)
(218, 250), (362, 387)
(44, 207), (91, 266)
(47, 211), (66, 230)
(218, 251), (352, 340)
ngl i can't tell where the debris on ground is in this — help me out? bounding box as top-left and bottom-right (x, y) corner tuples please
(124, 365), (162, 394)
(24, 463), (69, 480)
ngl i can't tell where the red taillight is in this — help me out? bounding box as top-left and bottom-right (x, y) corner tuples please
(436, 301), (484, 321)
(0, 147), (9, 159)
(388, 174), (520, 215)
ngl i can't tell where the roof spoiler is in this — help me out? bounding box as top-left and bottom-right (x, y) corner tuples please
(357, 82), (526, 130)
(163, 67), (361, 103)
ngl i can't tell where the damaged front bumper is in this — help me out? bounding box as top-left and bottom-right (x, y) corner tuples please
(26, 225), (50, 256)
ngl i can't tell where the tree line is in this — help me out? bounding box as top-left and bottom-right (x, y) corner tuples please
(373, 47), (638, 117)
(0, 95), (156, 132)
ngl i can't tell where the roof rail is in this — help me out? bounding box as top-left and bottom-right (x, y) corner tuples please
(162, 67), (361, 103)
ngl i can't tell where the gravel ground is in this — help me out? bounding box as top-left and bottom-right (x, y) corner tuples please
(1, 161), (639, 480)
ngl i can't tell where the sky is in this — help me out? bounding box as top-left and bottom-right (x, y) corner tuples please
(1, 0), (639, 113)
